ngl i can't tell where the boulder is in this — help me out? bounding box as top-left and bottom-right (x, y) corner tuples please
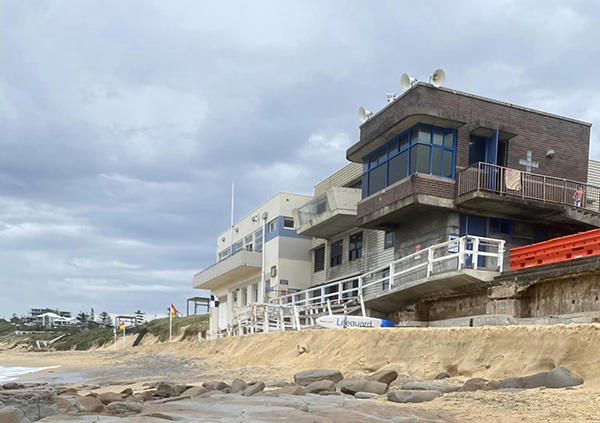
(242, 381), (265, 397)
(388, 390), (442, 403)
(97, 392), (127, 405)
(2, 383), (25, 390)
(0, 406), (31, 423)
(261, 385), (307, 397)
(483, 380), (501, 391)
(77, 396), (106, 413)
(54, 395), (79, 413)
(434, 372), (450, 380)
(499, 377), (521, 389)
(265, 380), (289, 388)
(459, 378), (488, 392)
(389, 374), (411, 387)
(365, 370), (398, 385)
(120, 388), (134, 395)
(202, 381), (229, 392)
(230, 379), (248, 394)
(157, 383), (188, 396)
(105, 401), (143, 415)
(198, 390), (227, 398)
(521, 372), (549, 389)
(181, 386), (208, 397)
(354, 392), (379, 399)
(0, 391), (59, 421)
(294, 370), (343, 386)
(546, 367), (583, 388)
(135, 391), (156, 402)
(339, 379), (388, 395)
(401, 381), (460, 393)
(305, 380), (337, 394)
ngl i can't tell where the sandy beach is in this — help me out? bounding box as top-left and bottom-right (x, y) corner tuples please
(2, 324), (600, 421)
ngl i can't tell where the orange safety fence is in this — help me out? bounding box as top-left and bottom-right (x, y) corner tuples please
(509, 228), (600, 269)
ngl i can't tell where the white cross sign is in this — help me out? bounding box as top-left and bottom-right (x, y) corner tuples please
(518, 150), (539, 173)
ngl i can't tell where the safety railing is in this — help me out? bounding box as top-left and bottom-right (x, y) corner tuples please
(267, 235), (505, 309)
(458, 162), (600, 213)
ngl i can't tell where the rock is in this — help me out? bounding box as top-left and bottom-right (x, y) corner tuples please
(198, 390), (227, 398)
(483, 380), (501, 391)
(339, 379), (388, 395)
(97, 392), (127, 405)
(181, 386), (208, 397)
(242, 381), (265, 397)
(105, 401), (143, 415)
(230, 378), (248, 393)
(120, 388), (134, 395)
(56, 387), (78, 396)
(546, 367), (583, 388)
(261, 385), (308, 397)
(54, 395), (79, 413)
(387, 390), (443, 403)
(135, 391), (156, 402)
(305, 380), (337, 394)
(401, 381), (460, 393)
(152, 390), (171, 398)
(294, 370), (344, 386)
(434, 372), (450, 380)
(319, 391), (341, 396)
(158, 383), (189, 396)
(77, 395), (106, 413)
(2, 383), (25, 390)
(202, 381), (229, 392)
(521, 372), (548, 389)
(0, 391), (59, 421)
(459, 378), (488, 392)
(389, 374), (411, 387)
(354, 391), (379, 399)
(265, 380), (289, 388)
(500, 377), (521, 389)
(0, 406), (31, 423)
(365, 369), (398, 385)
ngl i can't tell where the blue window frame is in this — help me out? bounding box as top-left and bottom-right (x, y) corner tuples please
(489, 218), (512, 235)
(361, 123), (456, 197)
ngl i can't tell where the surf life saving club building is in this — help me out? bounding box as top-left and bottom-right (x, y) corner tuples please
(195, 77), (598, 337)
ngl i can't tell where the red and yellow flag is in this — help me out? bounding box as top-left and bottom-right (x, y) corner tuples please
(170, 303), (179, 317)
(118, 322), (125, 330)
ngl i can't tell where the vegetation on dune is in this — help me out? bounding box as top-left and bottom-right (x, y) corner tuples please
(143, 314), (208, 343)
(0, 319), (15, 336)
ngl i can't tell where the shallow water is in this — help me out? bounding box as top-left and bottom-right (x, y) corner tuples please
(0, 365), (60, 382)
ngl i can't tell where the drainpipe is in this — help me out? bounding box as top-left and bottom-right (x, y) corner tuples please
(260, 212), (268, 303)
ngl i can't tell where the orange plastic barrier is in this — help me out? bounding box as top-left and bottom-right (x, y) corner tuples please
(509, 228), (600, 269)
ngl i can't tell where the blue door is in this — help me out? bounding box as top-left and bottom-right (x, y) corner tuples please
(485, 131), (499, 191)
(460, 215), (486, 267)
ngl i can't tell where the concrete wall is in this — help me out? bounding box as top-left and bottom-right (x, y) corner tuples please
(527, 273), (600, 317)
(314, 163), (362, 196)
(394, 210), (459, 259)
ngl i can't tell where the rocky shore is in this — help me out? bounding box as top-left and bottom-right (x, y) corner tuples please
(0, 366), (584, 422)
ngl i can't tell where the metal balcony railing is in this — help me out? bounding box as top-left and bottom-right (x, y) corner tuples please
(458, 162), (600, 213)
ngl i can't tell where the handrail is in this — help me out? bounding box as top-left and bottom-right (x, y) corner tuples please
(266, 234), (505, 308)
(457, 162), (600, 214)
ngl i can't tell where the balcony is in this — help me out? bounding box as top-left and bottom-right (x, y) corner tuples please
(193, 250), (262, 291)
(457, 162), (600, 228)
(293, 187), (362, 238)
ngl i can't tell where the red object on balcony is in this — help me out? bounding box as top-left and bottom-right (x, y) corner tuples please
(509, 229), (600, 269)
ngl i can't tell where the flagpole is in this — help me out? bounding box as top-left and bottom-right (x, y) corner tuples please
(169, 311), (172, 343)
(113, 325), (116, 351)
(123, 324), (126, 349)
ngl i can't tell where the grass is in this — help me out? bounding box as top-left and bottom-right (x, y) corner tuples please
(144, 314), (209, 342)
(0, 319), (15, 336)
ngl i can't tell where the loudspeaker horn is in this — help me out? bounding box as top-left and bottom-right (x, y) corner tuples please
(429, 69), (446, 88)
(401, 73), (417, 91)
(358, 106), (373, 123)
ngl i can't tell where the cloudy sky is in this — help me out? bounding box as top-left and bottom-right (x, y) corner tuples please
(1, 0), (598, 318)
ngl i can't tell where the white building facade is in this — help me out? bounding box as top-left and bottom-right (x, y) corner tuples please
(193, 192), (313, 337)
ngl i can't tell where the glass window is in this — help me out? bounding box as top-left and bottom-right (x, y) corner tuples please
(411, 126), (430, 144)
(400, 134), (409, 150)
(443, 150), (453, 178)
(384, 231), (395, 249)
(368, 164), (386, 195)
(242, 287), (248, 306)
(283, 217), (294, 229)
(432, 148), (443, 176)
(268, 218), (277, 233)
(254, 228), (263, 252)
(233, 290), (238, 303)
(490, 218), (512, 235)
(377, 146), (387, 164)
(218, 248), (229, 261)
(389, 139), (398, 155)
(410, 144), (431, 174)
(330, 240), (343, 267)
(252, 284), (258, 302)
(234, 240), (243, 254)
(314, 246), (325, 272)
(369, 153), (377, 169)
(244, 234), (253, 251)
(388, 151), (408, 186)
(433, 129), (444, 145)
(444, 132), (454, 148)
(349, 232), (363, 261)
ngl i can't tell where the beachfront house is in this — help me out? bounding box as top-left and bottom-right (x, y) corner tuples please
(193, 192), (313, 337)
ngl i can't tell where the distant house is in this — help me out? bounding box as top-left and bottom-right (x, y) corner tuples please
(35, 312), (78, 328)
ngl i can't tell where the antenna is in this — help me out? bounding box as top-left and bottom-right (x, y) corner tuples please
(386, 93), (397, 103)
(401, 73), (417, 91)
(358, 106), (373, 123)
(429, 69), (446, 88)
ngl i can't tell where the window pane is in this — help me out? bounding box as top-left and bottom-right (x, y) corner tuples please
(362, 175), (368, 198)
(368, 164), (386, 195)
(432, 147), (443, 176)
(283, 217), (294, 229)
(314, 247), (325, 272)
(400, 134), (409, 150)
(389, 139), (398, 155)
(433, 129), (444, 145)
(369, 154), (377, 169)
(444, 132), (454, 147)
(412, 126), (431, 144)
(377, 146), (387, 164)
(384, 231), (395, 249)
(443, 150), (453, 177)
(388, 151), (408, 185)
(410, 144), (431, 174)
